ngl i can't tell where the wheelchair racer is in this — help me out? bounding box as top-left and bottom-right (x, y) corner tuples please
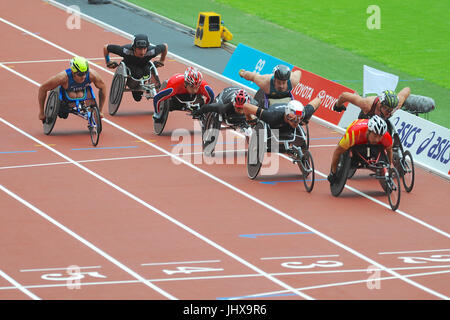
(333, 88), (410, 133)
(238, 64), (301, 107)
(192, 87), (257, 133)
(327, 115), (393, 184)
(104, 34), (168, 101)
(38, 56), (107, 121)
(240, 96), (321, 131)
(152, 66), (214, 122)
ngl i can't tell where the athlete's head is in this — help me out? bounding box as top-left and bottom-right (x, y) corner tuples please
(284, 99), (304, 128)
(272, 64), (291, 92)
(70, 56), (89, 79)
(367, 115), (388, 144)
(132, 34), (149, 57)
(379, 90), (399, 119)
(184, 66), (203, 94)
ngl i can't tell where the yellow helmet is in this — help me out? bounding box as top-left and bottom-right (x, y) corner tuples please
(70, 56), (89, 73)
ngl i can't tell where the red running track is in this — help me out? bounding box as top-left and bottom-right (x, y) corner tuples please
(0, 0), (449, 300)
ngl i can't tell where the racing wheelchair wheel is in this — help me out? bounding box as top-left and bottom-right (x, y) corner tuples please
(202, 112), (221, 156)
(108, 64), (126, 115)
(247, 121), (266, 179)
(153, 80), (170, 135)
(330, 152), (351, 197)
(386, 167), (401, 211)
(298, 121), (310, 150)
(88, 105), (102, 147)
(43, 88), (60, 135)
(397, 150), (415, 193)
(298, 149), (315, 192)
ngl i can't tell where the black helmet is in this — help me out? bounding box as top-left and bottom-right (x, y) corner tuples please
(132, 34), (149, 49)
(273, 64), (291, 81)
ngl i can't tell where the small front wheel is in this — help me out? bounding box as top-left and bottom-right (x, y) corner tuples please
(298, 149), (315, 192)
(387, 167), (401, 211)
(88, 105), (102, 147)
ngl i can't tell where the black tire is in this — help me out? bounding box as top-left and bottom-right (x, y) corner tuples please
(254, 88), (267, 108)
(108, 66), (126, 115)
(153, 81), (169, 135)
(387, 167), (401, 211)
(298, 149), (315, 192)
(331, 153), (351, 197)
(347, 168), (357, 179)
(399, 150), (415, 192)
(247, 121), (266, 179)
(202, 112), (221, 156)
(88, 105), (102, 147)
(43, 89), (60, 135)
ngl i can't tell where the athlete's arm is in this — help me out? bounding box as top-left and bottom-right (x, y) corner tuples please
(290, 69), (302, 86)
(330, 145), (347, 174)
(335, 92), (373, 113)
(239, 70), (271, 90)
(89, 69), (107, 115)
(395, 87), (411, 112)
(37, 71), (67, 121)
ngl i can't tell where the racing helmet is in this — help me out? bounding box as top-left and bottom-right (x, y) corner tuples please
(70, 56), (89, 73)
(367, 115), (388, 135)
(132, 34), (149, 49)
(379, 90), (399, 110)
(285, 99), (304, 118)
(184, 66), (203, 88)
(232, 89), (249, 106)
(273, 64), (291, 81)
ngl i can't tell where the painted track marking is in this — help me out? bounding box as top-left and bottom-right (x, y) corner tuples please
(0, 18), (448, 300)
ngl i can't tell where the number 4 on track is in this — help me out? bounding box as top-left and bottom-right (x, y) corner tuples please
(163, 266), (224, 275)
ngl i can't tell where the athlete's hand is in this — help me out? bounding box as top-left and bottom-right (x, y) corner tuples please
(238, 69), (245, 78)
(39, 111), (45, 122)
(333, 102), (346, 112)
(107, 61), (119, 69)
(154, 60), (164, 68)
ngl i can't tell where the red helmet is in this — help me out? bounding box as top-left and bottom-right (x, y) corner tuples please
(184, 66), (203, 88)
(233, 89), (249, 107)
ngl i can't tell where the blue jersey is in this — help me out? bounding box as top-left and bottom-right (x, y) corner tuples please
(61, 68), (91, 101)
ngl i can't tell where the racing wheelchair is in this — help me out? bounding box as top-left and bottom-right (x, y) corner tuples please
(108, 60), (162, 115)
(246, 119), (315, 192)
(43, 86), (102, 146)
(153, 80), (206, 135)
(330, 144), (401, 211)
(201, 111), (252, 156)
(347, 120), (415, 193)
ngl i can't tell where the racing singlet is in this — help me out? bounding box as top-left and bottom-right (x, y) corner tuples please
(358, 96), (380, 119)
(267, 77), (293, 99)
(62, 68), (91, 101)
(338, 119), (393, 150)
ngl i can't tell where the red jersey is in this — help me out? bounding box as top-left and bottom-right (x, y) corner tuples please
(339, 119), (393, 150)
(153, 73), (214, 113)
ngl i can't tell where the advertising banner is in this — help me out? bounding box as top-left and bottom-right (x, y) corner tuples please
(390, 110), (450, 177)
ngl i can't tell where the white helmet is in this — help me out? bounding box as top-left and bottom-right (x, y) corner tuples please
(285, 100), (304, 118)
(368, 115), (388, 135)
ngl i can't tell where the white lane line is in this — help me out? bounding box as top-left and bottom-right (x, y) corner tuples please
(0, 57), (120, 64)
(379, 249), (450, 255)
(1, 265), (449, 293)
(0, 18), (448, 300)
(0, 150), (247, 171)
(261, 255), (340, 260)
(0, 67), (313, 300)
(142, 260), (221, 266)
(224, 269), (450, 300)
(0, 269), (41, 300)
(20, 266), (101, 272)
(231, 130), (450, 239)
(0, 184), (177, 300)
